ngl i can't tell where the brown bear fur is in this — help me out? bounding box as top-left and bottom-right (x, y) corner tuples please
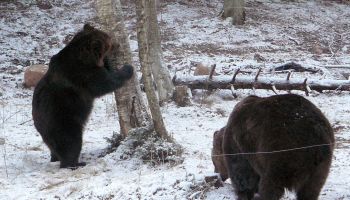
(212, 127), (229, 181)
(32, 24), (133, 169)
(212, 94), (334, 200)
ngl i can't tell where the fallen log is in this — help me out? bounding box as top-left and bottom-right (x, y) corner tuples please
(273, 62), (319, 73)
(173, 74), (350, 94)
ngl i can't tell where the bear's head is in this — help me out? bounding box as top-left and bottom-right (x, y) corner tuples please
(212, 127), (228, 181)
(68, 24), (115, 68)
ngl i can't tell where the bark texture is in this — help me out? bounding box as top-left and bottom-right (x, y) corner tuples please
(136, 0), (171, 140)
(140, 0), (174, 104)
(96, 0), (150, 137)
(223, 0), (245, 25)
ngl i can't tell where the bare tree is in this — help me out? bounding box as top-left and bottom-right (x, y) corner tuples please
(223, 0), (245, 25)
(96, 0), (151, 137)
(140, 0), (174, 105)
(135, 0), (171, 141)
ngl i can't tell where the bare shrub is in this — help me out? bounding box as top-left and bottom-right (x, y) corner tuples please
(105, 129), (184, 166)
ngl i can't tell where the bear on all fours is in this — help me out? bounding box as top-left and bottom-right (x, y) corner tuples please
(212, 94), (334, 200)
(32, 24), (133, 169)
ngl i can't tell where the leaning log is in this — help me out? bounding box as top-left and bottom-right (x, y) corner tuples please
(173, 75), (350, 93)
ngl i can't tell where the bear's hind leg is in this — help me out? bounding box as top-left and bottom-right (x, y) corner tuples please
(50, 125), (86, 169)
(296, 160), (331, 200)
(58, 134), (85, 169)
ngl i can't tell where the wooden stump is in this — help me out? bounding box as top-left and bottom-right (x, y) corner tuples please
(173, 86), (192, 107)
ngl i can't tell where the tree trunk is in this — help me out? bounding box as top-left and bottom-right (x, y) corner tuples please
(96, 0), (150, 137)
(135, 0), (171, 141)
(223, 0), (245, 25)
(141, 0), (174, 105)
(173, 75), (350, 93)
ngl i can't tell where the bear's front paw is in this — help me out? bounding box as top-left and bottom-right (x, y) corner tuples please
(120, 64), (134, 79)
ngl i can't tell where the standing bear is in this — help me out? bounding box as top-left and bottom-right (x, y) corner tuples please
(32, 24), (133, 169)
(212, 94), (334, 200)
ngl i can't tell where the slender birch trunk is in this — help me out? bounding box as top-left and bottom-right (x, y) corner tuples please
(147, 0), (174, 105)
(96, 0), (150, 137)
(135, 0), (171, 141)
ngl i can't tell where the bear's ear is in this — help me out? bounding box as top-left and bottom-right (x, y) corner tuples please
(83, 24), (95, 32)
(214, 130), (218, 136)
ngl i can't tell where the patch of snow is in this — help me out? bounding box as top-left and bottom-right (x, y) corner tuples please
(1, 0), (350, 199)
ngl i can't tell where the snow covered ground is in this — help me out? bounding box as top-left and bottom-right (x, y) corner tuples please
(1, 0), (350, 199)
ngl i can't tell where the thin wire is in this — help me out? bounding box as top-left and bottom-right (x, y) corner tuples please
(212, 143), (336, 157)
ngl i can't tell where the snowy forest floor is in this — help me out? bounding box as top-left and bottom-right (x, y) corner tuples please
(1, 0), (350, 199)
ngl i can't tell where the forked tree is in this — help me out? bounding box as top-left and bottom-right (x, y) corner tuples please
(135, 0), (172, 140)
(96, 0), (151, 137)
(137, 0), (174, 105)
(96, 0), (172, 140)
